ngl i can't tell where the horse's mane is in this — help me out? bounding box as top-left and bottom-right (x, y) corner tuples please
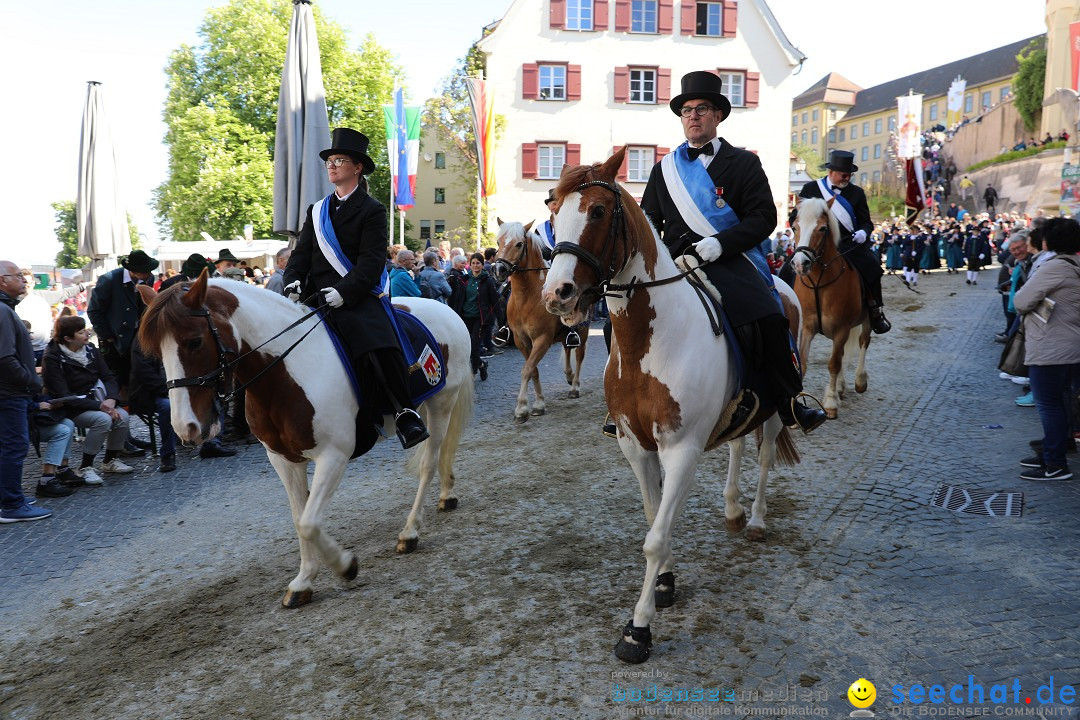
(497, 220), (547, 261)
(796, 197), (841, 247)
(554, 162), (606, 203)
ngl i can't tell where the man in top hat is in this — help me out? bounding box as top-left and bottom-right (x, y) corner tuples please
(87, 249), (160, 393)
(641, 71), (827, 434)
(540, 189), (558, 257)
(282, 127), (429, 450)
(795, 149), (891, 334)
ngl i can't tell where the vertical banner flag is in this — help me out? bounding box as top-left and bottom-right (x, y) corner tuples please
(1070, 22), (1080, 92)
(383, 88), (421, 210)
(946, 76), (966, 127)
(896, 93), (923, 159)
(905, 157), (926, 224)
(466, 77), (496, 197)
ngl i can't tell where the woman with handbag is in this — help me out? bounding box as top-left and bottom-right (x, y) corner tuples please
(42, 316), (134, 485)
(1012, 218), (1080, 481)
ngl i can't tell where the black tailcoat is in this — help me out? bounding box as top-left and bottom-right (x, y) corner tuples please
(641, 138), (778, 327)
(283, 188), (397, 358)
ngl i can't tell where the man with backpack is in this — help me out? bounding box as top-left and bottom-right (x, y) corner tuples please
(418, 250), (452, 303)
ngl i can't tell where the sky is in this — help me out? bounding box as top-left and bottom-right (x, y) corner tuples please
(0, 0), (1046, 266)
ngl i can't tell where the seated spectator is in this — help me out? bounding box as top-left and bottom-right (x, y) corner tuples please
(42, 316), (134, 485)
(29, 399), (81, 497)
(419, 251), (452, 303)
(1058, 129), (1070, 142)
(129, 337), (179, 473)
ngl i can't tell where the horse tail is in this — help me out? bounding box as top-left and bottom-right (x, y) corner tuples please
(407, 368), (476, 479)
(756, 426), (800, 467)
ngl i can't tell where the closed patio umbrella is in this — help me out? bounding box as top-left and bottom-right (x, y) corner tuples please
(273, 0), (333, 239)
(77, 80), (131, 279)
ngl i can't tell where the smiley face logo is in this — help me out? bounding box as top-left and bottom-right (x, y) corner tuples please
(848, 678), (876, 709)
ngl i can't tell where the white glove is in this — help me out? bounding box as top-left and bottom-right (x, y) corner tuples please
(853, 229), (867, 244)
(321, 287), (344, 308)
(979, 254), (985, 260)
(283, 280), (301, 302)
(911, 251), (917, 257)
(693, 236), (722, 263)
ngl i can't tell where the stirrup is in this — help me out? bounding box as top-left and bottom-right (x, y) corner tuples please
(602, 413), (618, 439)
(564, 330), (581, 348)
(395, 407), (423, 423)
(492, 325), (511, 348)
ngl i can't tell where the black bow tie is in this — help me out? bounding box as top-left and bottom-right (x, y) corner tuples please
(687, 143), (714, 160)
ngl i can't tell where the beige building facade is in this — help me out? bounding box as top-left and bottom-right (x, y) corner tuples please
(409, 125), (474, 249)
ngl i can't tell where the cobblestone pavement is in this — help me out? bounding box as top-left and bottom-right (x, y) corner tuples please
(2, 270), (1078, 720)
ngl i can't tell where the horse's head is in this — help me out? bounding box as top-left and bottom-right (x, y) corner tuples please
(542, 147), (643, 324)
(791, 197), (840, 276)
(137, 269), (239, 445)
(491, 218), (537, 283)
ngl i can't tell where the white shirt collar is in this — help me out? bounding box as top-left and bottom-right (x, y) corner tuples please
(690, 137), (721, 167)
(122, 268), (132, 284)
(335, 182), (359, 203)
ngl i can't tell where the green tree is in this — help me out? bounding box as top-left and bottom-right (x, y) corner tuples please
(791, 144), (825, 180)
(156, 0), (402, 241)
(52, 200), (141, 268)
(1013, 39), (1046, 134)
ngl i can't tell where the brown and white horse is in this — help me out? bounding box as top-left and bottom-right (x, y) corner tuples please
(540, 149), (799, 663)
(492, 219), (588, 422)
(789, 197), (871, 419)
(137, 272), (474, 608)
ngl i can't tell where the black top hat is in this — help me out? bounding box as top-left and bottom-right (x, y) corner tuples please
(214, 248), (240, 264)
(121, 250), (158, 273)
(669, 71), (732, 121)
(821, 150), (858, 174)
(319, 127), (376, 175)
(544, 188), (557, 206)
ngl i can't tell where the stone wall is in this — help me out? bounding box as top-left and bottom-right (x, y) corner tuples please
(944, 98), (1030, 171)
(957, 148), (1069, 216)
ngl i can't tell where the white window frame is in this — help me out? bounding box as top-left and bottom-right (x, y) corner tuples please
(629, 68), (657, 104)
(872, 170), (881, 183)
(566, 0), (594, 30)
(874, 118), (882, 134)
(539, 65), (567, 100)
(420, 220), (431, 240)
(929, 104), (938, 122)
(538, 144), (566, 179)
(717, 71), (744, 107)
(631, 0), (657, 33)
(980, 90), (991, 110)
(964, 93), (973, 113)
(627, 147), (655, 182)
(697, 1), (722, 36)
(860, 146), (868, 162)
(1000, 86), (1010, 100)
(800, 130), (807, 145)
(434, 187), (446, 204)
(811, 128), (818, 145)
(801, 111), (807, 124)
(862, 121), (869, 136)
(888, 116), (896, 131)
(850, 124), (858, 140)
(873, 144), (881, 159)
(434, 221), (446, 238)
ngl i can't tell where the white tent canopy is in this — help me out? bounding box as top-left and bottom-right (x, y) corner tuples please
(150, 240), (290, 268)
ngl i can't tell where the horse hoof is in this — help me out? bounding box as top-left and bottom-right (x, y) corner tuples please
(855, 381), (868, 393)
(341, 556), (358, 581)
(531, 407), (545, 416)
(282, 588), (313, 608)
(655, 572), (675, 609)
(438, 497), (458, 512)
(746, 526), (767, 542)
(825, 408), (838, 419)
(725, 511), (747, 534)
(397, 537), (419, 554)
(614, 622), (652, 664)
(568, 389), (580, 399)
(514, 414), (528, 424)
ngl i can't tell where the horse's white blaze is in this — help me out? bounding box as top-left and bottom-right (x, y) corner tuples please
(160, 336), (207, 443)
(542, 195), (589, 314)
(792, 197), (839, 276)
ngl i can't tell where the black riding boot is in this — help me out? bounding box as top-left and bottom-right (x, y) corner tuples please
(360, 349), (430, 450)
(759, 316), (828, 434)
(866, 276), (891, 334)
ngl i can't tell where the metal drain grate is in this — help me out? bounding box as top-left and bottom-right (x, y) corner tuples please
(930, 485), (1024, 517)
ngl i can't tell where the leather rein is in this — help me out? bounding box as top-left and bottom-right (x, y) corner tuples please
(792, 221), (857, 332)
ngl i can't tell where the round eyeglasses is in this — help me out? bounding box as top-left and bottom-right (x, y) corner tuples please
(324, 157), (354, 168)
(679, 104), (716, 118)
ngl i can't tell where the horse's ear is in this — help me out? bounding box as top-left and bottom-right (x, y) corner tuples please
(600, 146), (627, 180)
(182, 268), (210, 308)
(136, 284), (157, 306)
(523, 220), (534, 234)
(496, 216), (504, 227)
(826, 196), (836, 209)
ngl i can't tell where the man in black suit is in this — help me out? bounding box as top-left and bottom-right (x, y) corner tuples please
(87, 250), (159, 390)
(282, 128), (428, 449)
(796, 150), (891, 334)
(640, 71), (826, 434)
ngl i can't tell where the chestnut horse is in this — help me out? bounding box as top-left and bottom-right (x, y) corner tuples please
(540, 149), (800, 664)
(789, 197), (871, 419)
(137, 272), (474, 608)
(492, 219), (589, 422)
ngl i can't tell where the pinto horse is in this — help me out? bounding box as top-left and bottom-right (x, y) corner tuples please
(540, 148), (799, 664)
(136, 272), (474, 608)
(789, 197), (871, 419)
(492, 219), (589, 422)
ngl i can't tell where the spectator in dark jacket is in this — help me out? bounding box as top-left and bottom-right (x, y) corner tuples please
(129, 337), (179, 472)
(42, 315), (133, 485)
(449, 253), (500, 381)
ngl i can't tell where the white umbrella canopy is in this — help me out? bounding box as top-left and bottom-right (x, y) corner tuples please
(273, 0), (333, 239)
(77, 80), (131, 279)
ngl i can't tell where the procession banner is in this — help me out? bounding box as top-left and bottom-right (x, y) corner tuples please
(897, 94), (923, 159)
(466, 77), (496, 197)
(945, 77), (966, 127)
(905, 157), (926, 224)
(1071, 22), (1080, 92)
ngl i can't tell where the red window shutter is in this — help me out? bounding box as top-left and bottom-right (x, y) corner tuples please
(522, 143), (539, 178)
(614, 66), (630, 103)
(658, 0), (674, 34)
(567, 65), (582, 100)
(657, 68), (672, 103)
(567, 143), (581, 167)
(680, 0), (695, 35)
(522, 63), (539, 99)
(595, 0), (609, 30)
(745, 71), (760, 108)
(613, 146), (628, 182)
(655, 146), (670, 162)
(614, 0), (630, 31)
(550, 0), (566, 28)
(722, 0), (737, 37)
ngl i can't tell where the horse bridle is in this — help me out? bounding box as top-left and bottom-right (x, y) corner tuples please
(492, 235), (548, 280)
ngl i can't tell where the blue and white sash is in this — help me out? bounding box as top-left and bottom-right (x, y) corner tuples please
(816, 178), (855, 234)
(542, 220), (556, 249)
(660, 143), (774, 284)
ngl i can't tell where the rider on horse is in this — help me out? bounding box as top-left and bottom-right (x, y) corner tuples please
(793, 150), (892, 335)
(640, 71), (828, 435)
(282, 128), (429, 450)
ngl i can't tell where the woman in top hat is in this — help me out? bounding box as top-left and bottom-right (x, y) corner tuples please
(281, 128), (428, 450)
